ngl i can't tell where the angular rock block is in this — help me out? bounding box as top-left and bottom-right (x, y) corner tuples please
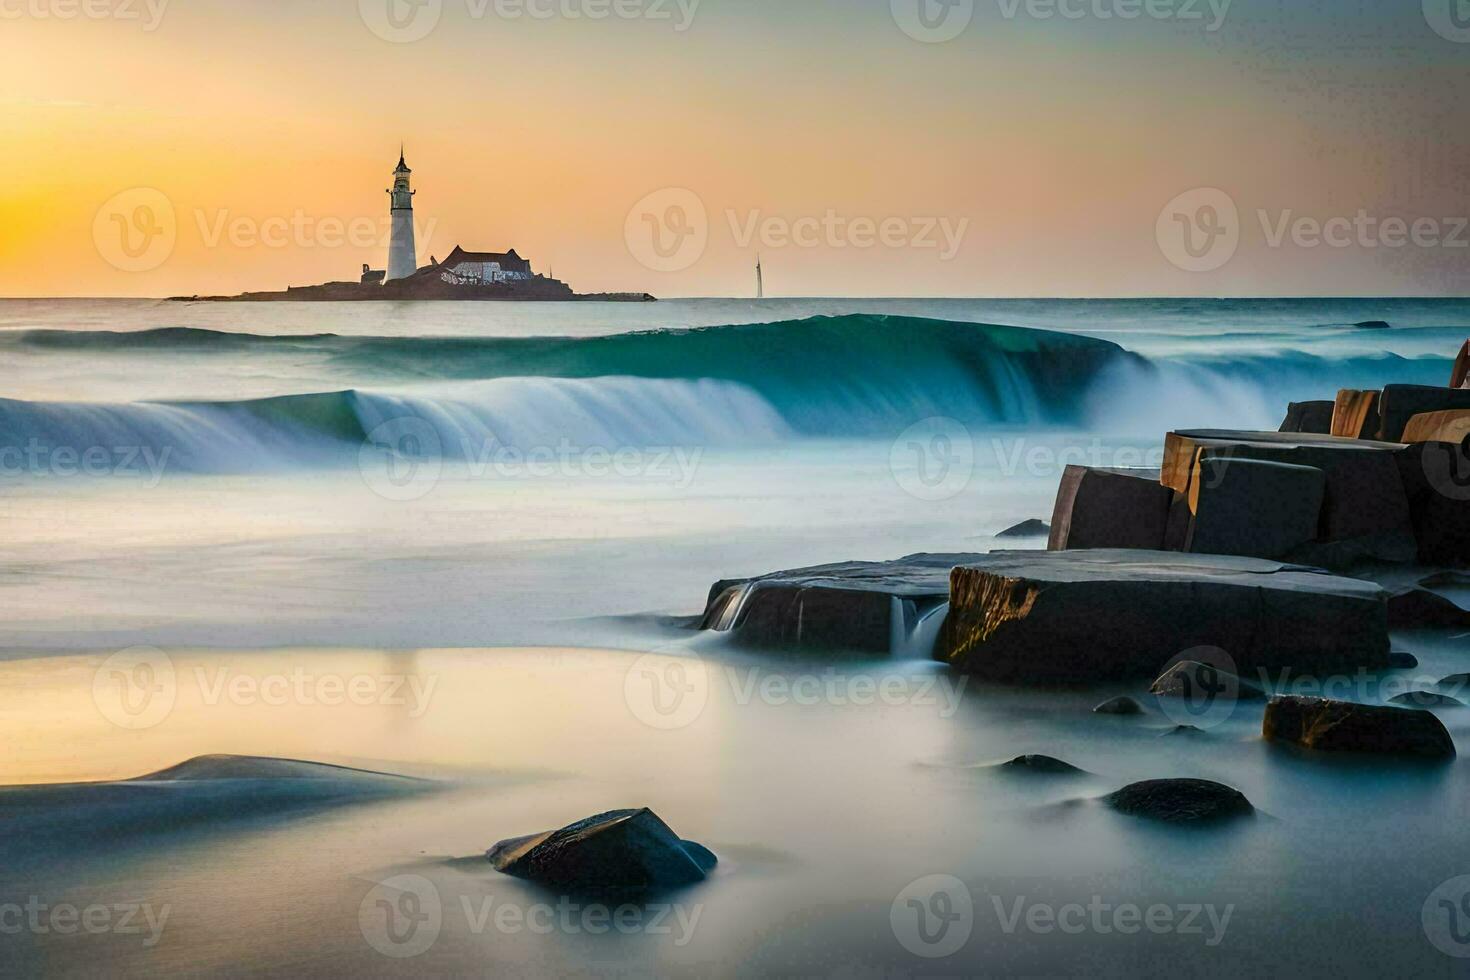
(700, 553), (974, 654)
(1454, 340), (1469, 389)
(1279, 400), (1335, 434)
(1182, 457), (1325, 559)
(939, 550), (1390, 682)
(487, 808), (717, 895)
(1386, 588), (1470, 629)
(1332, 389), (1382, 440)
(1402, 410), (1470, 445)
(1047, 465), (1172, 552)
(1393, 442), (1470, 567)
(1378, 385), (1470, 442)
(1162, 431), (1415, 562)
(1150, 661), (1265, 701)
(1263, 696), (1455, 758)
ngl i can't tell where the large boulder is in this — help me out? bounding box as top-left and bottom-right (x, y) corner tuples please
(1162, 430), (1415, 562)
(1378, 385), (1470, 442)
(487, 809), (716, 895)
(1048, 465), (1173, 551)
(1332, 389), (1382, 440)
(699, 553), (971, 653)
(1181, 456), (1325, 559)
(1279, 400), (1335, 434)
(1263, 696), (1456, 758)
(939, 550), (1390, 682)
(1102, 779), (1254, 824)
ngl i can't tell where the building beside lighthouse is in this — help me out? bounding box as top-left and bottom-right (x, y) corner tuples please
(385, 150), (417, 282)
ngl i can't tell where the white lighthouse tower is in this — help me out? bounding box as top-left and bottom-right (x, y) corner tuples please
(385, 148), (417, 282)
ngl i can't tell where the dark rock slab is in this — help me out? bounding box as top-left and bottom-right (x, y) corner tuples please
(1150, 661), (1266, 701)
(487, 808), (716, 895)
(1263, 696), (1456, 758)
(1102, 779), (1254, 824)
(699, 553), (974, 653)
(1163, 430), (1415, 562)
(1183, 457), (1325, 560)
(1048, 466), (1172, 552)
(997, 519), (1051, 539)
(1389, 651), (1420, 669)
(1387, 588), (1470, 629)
(1279, 400), (1336, 434)
(1379, 385), (1470, 442)
(1454, 340), (1469, 389)
(940, 550), (1390, 682)
(1389, 692), (1464, 709)
(1393, 442), (1470, 567)
(1353, 320), (1392, 330)
(1000, 755), (1085, 774)
(1094, 696), (1145, 716)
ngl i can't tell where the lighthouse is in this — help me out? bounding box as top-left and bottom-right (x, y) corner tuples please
(385, 148), (417, 282)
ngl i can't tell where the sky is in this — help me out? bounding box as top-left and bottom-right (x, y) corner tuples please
(1, 0), (1468, 298)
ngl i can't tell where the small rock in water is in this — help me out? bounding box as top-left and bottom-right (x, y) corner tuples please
(1103, 779), (1254, 824)
(1094, 696), (1145, 716)
(1437, 673), (1470, 693)
(1387, 589), (1470, 629)
(1389, 691), (1465, 709)
(1161, 725), (1205, 737)
(1001, 754), (1084, 774)
(1150, 661), (1266, 701)
(1353, 320), (1392, 330)
(1263, 696), (1456, 758)
(487, 808), (716, 895)
(1389, 651), (1419, 669)
(996, 519), (1051, 539)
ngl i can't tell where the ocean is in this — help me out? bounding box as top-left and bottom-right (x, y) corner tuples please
(0, 297), (1466, 976)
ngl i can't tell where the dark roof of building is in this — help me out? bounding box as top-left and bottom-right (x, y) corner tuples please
(395, 148), (410, 173)
(441, 245), (531, 271)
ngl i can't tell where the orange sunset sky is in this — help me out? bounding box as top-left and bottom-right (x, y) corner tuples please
(3, 0), (1468, 298)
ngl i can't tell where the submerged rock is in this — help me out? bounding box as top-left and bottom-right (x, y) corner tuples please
(1001, 754), (1084, 774)
(487, 808), (716, 895)
(1263, 696), (1456, 758)
(1389, 651), (1420, 670)
(1150, 661), (1266, 701)
(1386, 588), (1470, 629)
(940, 550), (1390, 682)
(1161, 725), (1206, 737)
(1094, 696), (1144, 716)
(996, 519), (1051, 539)
(1389, 691), (1465, 709)
(1103, 779), (1253, 824)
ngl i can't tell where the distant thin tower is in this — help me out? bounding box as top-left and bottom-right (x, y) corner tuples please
(755, 254), (764, 300)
